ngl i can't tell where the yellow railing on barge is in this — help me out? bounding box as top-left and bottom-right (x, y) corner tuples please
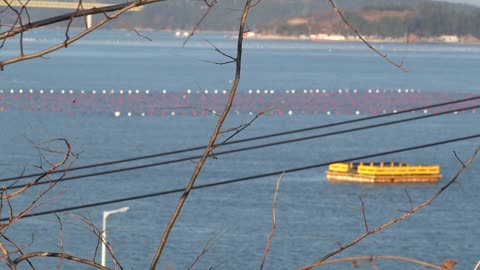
(328, 162), (440, 176)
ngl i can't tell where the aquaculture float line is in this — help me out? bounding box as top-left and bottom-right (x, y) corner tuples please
(0, 88), (477, 116)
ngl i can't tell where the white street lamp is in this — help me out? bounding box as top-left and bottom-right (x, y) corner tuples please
(101, 206), (129, 267)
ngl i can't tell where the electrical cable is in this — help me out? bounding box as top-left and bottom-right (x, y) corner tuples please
(5, 104), (480, 190)
(2, 95), (478, 182)
(2, 133), (478, 222)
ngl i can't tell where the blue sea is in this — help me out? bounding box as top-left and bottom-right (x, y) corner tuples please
(1, 29), (479, 269)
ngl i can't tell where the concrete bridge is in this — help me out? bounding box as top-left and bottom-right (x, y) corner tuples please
(0, 0), (143, 27)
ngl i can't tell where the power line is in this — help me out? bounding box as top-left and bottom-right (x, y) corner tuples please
(2, 133), (478, 222)
(2, 95), (478, 182)
(5, 103), (480, 190)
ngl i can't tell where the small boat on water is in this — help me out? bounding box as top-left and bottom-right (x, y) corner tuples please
(326, 161), (441, 183)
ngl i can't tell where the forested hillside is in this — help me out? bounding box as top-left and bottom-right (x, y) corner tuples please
(256, 1), (480, 41)
(15, 0), (480, 40)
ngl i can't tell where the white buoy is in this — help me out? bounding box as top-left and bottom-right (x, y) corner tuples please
(322, 89), (326, 93)
(353, 89), (357, 93)
(368, 89), (372, 93)
(0, 89), (3, 94)
(223, 90), (227, 94)
(114, 111), (121, 117)
(135, 89), (140, 94)
(327, 111), (331, 115)
(288, 110), (293, 115)
(171, 111), (175, 116)
(61, 90), (65, 94)
(393, 110), (397, 113)
(256, 89), (260, 94)
(355, 110), (360, 115)
(92, 90), (96, 94)
(187, 89), (191, 94)
(110, 90), (115, 94)
(128, 90), (132, 94)
(286, 90), (290, 94)
(264, 89), (268, 94)
(81, 90), (85, 94)
(315, 89), (319, 93)
(119, 90), (124, 94)
(398, 89), (402, 93)
(162, 89), (167, 94)
(248, 89), (253, 94)
(40, 90), (44, 94)
(102, 90), (107, 94)
(338, 89), (342, 94)
(29, 89), (34, 94)
(141, 112), (145, 117)
(424, 109), (428, 114)
(69, 90), (74, 94)
(204, 89), (209, 94)
(270, 90), (275, 94)
(127, 112), (132, 117)
(214, 89), (218, 94)
(304, 89), (308, 94)
(145, 90), (150, 94)
(291, 89), (296, 94)
(19, 89), (23, 94)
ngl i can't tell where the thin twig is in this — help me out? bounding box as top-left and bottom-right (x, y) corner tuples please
(354, 194), (368, 232)
(187, 231), (224, 270)
(260, 172), (284, 270)
(182, 0), (217, 47)
(453, 151), (465, 168)
(218, 112), (264, 146)
(398, 188), (413, 213)
(327, 0), (408, 72)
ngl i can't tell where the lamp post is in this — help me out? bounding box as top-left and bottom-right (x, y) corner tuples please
(101, 206), (129, 267)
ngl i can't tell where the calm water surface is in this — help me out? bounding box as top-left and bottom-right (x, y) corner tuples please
(0, 30), (479, 269)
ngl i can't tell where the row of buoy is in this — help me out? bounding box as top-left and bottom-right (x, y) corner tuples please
(109, 109), (475, 117)
(0, 88), (421, 95)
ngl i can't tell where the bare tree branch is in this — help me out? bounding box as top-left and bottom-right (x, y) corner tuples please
(11, 252), (109, 270)
(311, 255), (447, 269)
(327, 0), (408, 72)
(149, 1), (253, 269)
(0, 0), (165, 69)
(0, 0), (164, 40)
(297, 145), (480, 270)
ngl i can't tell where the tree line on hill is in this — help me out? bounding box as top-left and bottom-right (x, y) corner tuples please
(9, 0), (480, 40)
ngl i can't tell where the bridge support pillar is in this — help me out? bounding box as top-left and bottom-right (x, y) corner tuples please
(86, 14), (92, 28)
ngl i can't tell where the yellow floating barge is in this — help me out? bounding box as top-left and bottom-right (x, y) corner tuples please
(326, 162), (441, 183)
